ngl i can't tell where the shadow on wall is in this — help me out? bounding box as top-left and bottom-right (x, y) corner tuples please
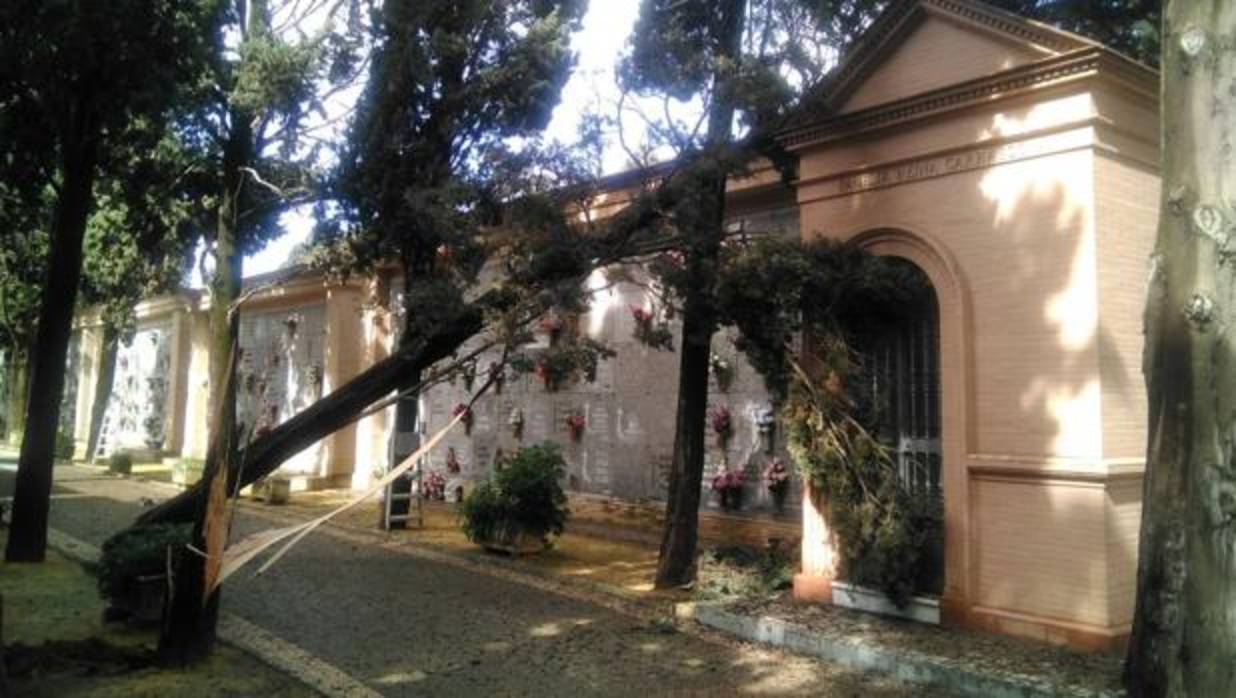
(825, 103), (1144, 629)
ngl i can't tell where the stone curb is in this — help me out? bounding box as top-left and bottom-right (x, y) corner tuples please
(44, 528), (380, 698)
(674, 601), (1124, 698)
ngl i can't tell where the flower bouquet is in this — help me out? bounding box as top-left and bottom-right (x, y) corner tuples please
(711, 466), (745, 511)
(566, 412), (586, 441)
(763, 457), (792, 513)
(709, 406), (733, 447)
(453, 403), (473, 435)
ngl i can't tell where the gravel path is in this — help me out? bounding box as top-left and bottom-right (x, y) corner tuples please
(2, 463), (956, 697)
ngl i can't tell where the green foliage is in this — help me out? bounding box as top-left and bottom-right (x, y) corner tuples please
(715, 239), (943, 605)
(987, 0), (1161, 67)
(92, 523), (192, 607)
(718, 238), (930, 398)
(54, 431), (75, 461)
(108, 452), (133, 476)
(460, 443), (570, 544)
(696, 544), (796, 601)
(175, 457), (205, 472)
(783, 379), (942, 606)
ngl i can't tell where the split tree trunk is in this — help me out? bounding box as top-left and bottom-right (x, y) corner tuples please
(86, 325), (118, 462)
(1125, 4), (1236, 695)
(156, 106), (249, 665)
(654, 0), (745, 589)
(5, 126), (99, 563)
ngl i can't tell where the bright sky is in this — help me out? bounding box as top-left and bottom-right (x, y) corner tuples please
(244, 3), (644, 279)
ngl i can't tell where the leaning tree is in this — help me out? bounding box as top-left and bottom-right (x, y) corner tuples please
(1125, 2), (1236, 695)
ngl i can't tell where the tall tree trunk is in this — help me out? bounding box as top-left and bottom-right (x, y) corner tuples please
(5, 126), (99, 563)
(86, 325), (118, 462)
(654, 0), (745, 589)
(1125, 3), (1236, 695)
(4, 346), (30, 446)
(157, 108), (250, 664)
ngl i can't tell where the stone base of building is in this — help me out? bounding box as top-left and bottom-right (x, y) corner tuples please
(792, 573), (834, 604)
(793, 576), (1128, 653)
(941, 599), (1129, 654)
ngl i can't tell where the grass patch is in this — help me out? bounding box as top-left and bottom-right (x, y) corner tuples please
(1, 551), (310, 697)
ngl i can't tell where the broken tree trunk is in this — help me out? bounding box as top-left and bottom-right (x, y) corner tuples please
(1124, 4), (1236, 695)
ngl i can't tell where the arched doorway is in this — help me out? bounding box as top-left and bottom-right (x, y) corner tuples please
(847, 256), (945, 595)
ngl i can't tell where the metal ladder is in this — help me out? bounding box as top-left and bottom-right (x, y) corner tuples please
(382, 395), (424, 530)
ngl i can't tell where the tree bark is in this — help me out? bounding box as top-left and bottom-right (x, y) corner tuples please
(86, 325), (118, 462)
(1125, 4), (1236, 695)
(654, 0), (745, 589)
(5, 125), (99, 563)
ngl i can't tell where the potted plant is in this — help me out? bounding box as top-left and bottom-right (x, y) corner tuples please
(92, 523), (192, 625)
(460, 443), (570, 554)
(108, 452), (133, 476)
(763, 457), (792, 513)
(711, 466), (745, 511)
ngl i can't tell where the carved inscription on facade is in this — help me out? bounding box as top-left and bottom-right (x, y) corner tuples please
(837, 137), (1066, 194)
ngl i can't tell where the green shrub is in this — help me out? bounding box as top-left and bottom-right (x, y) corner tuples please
(92, 523), (192, 606)
(55, 431), (75, 460)
(696, 544), (796, 601)
(108, 452), (133, 475)
(460, 443), (569, 543)
(175, 457), (205, 472)
(785, 378), (944, 607)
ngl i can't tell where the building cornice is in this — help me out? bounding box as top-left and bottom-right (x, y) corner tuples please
(782, 49), (1153, 151)
(809, 0), (1094, 116)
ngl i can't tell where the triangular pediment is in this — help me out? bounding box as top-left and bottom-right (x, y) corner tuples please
(828, 0), (1092, 115)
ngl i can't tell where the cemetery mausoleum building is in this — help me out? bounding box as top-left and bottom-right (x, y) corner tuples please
(62, 0), (1157, 652)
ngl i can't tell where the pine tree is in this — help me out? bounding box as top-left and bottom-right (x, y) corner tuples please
(0, 0), (219, 563)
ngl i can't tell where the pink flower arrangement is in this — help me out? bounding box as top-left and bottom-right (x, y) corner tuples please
(566, 412), (586, 441)
(711, 467), (745, 492)
(763, 457), (791, 493)
(422, 470), (446, 500)
(709, 406), (733, 437)
(453, 403), (473, 434)
(630, 305), (674, 351)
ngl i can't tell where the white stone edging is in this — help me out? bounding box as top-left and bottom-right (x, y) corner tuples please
(674, 601), (1123, 698)
(831, 581), (940, 624)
